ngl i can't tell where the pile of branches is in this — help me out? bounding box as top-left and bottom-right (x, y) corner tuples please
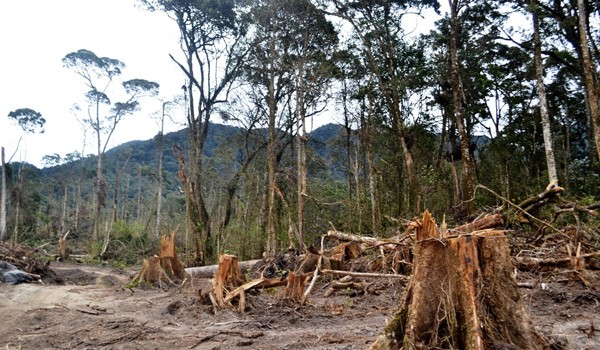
(0, 241), (60, 283)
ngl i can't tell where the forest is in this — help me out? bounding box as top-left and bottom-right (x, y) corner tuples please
(1, 0), (600, 348)
(2, 0), (598, 263)
(0, 0), (600, 349)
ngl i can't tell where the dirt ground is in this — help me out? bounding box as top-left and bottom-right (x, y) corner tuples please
(0, 261), (599, 350)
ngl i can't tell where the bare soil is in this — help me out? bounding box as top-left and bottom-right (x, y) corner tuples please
(0, 261), (599, 350)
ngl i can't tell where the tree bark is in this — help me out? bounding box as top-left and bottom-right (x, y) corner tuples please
(449, 0), (476, 215)
(0, 147), (6, 241)
(266, 18), (278, 257)
(370, 211), (549, 349)
(532, 0), (558, 183)
(577, 0), (600, 165)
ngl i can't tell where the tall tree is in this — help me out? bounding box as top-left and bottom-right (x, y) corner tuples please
(577, 0), (600, 164)
(324, 0), (440, 214)
(531, 0), (558, 182)
(63, 49), (159, 241)
(288, 0), (338, 249)
(142, 0), (249, 264)
(448, 0), (476, 215)
(1, 108), (46, 241)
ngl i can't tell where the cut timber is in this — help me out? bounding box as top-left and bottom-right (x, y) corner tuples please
(185, 259), (261, 278)
(370, 211), (549, 350)
(213, 254), (244, 308)
(159, 230), (187, 281)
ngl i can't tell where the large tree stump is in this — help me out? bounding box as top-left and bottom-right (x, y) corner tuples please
(370, 211), (549, 350)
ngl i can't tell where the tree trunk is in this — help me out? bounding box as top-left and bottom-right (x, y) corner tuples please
(577, 0), (600, 165)
(155, 104), (165, 238)
(532, 0), (558, 183)
(266, 24), (278, 257)
(370, 211), (549, 350)
(296, 62), (307, 250)
(449, 0), (475, 216)
(60, 184), (68, 233)
(0, 147), (7, 241)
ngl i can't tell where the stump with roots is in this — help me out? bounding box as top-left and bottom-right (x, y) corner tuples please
(370, 211), (549, 350)
(130, 230), (187, 287)
(213, 254), (244, 308)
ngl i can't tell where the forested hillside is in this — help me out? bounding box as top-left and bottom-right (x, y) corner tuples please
(1, 0), (600, 267)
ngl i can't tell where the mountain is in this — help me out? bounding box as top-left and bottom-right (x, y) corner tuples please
(34, 122), (346, 203)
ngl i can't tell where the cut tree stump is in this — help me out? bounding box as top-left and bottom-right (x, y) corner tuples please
(283, 272), (310, 303)
(213, 254), (244, 308)
(57, 231), (70, 261)
(131, 255), (173, 287)
(160, 230), (187, 281)
(370, 211), (549, 350)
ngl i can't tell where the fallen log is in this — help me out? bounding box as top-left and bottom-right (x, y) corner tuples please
(324, 278), (374, 297)
(326, 230), (399, 248)
(320, 269), (409, 281)
(185, 259), (262, 278)
(514, 251), (600, 271)
(370, 211), (549, 350)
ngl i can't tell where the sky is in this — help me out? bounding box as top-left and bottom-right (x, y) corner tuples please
(0, 0), (185, 168)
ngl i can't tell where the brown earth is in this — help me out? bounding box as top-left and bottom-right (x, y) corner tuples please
(0, 261), (599, 350)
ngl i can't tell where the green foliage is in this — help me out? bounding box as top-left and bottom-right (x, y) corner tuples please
(7, 108), (46, 134)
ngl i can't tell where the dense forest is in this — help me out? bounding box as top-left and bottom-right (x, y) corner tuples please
(1, 0), (600, 266)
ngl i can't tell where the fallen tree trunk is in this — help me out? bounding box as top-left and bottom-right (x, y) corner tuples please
(370, 211), (549, 350)
(514, 251), (600, 271)
(326, 230), (399, 249)
(320, 269), (409, 281)
(448, 213), (504, 234)
(185, 259), (261, 278)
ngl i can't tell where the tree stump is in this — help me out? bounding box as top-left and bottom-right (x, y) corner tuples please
(160, 230), (187, 281)
(131, 255), (173, 287)
(370, 211), (549, 350)
(56, 231), (71, 261)
(283, 271), (310, 303)
(213, 254), (244, 308)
